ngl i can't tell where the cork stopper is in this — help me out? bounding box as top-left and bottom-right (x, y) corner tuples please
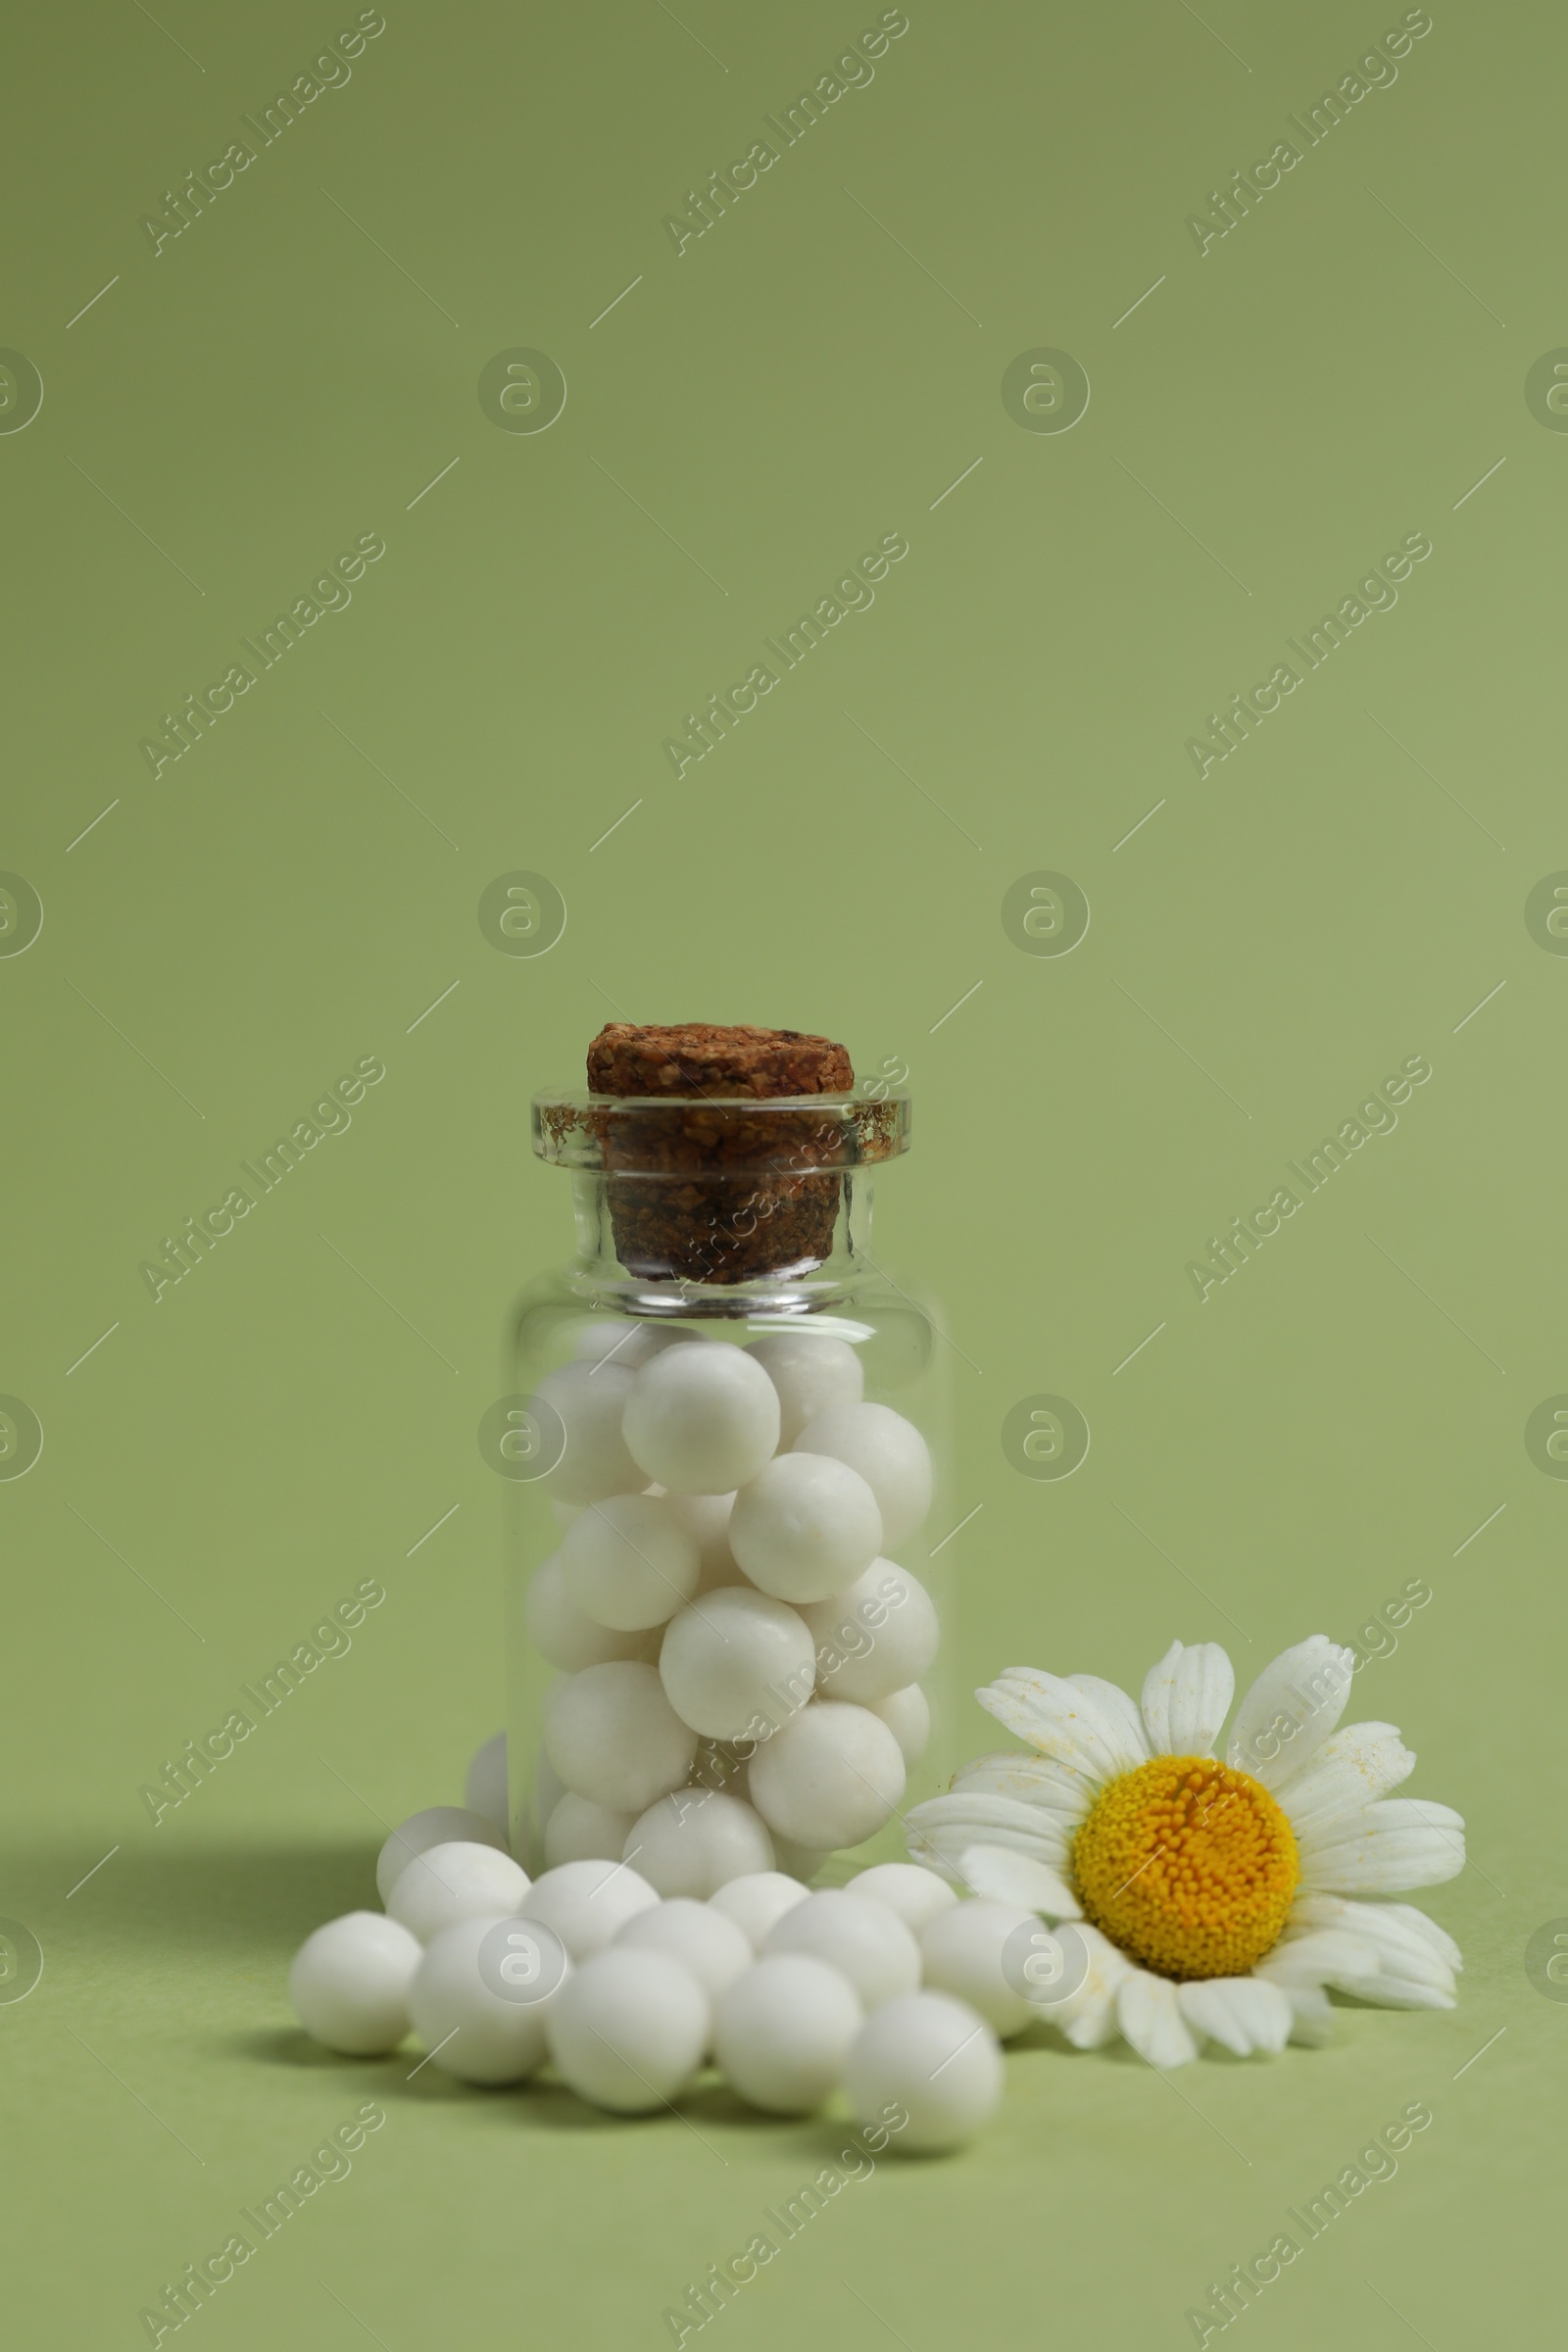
(587, 1023), (853, 1100)
(586, 1022), (856, 1284)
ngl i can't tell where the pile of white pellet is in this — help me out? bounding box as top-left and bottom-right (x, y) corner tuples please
(288, 1323), (1033, 2149)
(288, 1788), (1051, 2152)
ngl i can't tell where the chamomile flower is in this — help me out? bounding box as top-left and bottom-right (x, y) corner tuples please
(905, 1636), (1463, 2066)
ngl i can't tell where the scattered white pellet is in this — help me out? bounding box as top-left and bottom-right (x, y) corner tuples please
(919, 1899), (1043, 2038)
(545, 1946), (709, 2112)
(849, 1861), (957, 1934)
(376, 1807), (510, 1905)
(517, 1857), (660, 1960)
(614, 1897), (754, 2000)
(712, 1954), (864, 2113)
(762, 1888), (921, 2011)
(707, 1870), (812, 1950)
(409, 1912), (568, 2083)
(843, 1991), (1003, 2153)
(289, 1913), (421, 2055)
(622, 1346), (780, 1494)
(387, 1841), (531, 1944)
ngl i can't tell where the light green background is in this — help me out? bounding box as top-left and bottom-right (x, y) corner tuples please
(3, 1), (1561, 2343)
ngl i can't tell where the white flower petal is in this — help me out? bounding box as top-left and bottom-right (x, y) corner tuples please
(951, 1750), (1095, 1828)
(1258, 1920), (1449, 2007)
(1177, 1976), (1292, 2056)
(1286, 1894), (1462, 1983)
(1298, 1798), (1465, 1895)
(1281, 1983), (1337, 2047)
(1116, 1970), (1200, 2068)
(905, 1790), (1074, 1874)
(1227, 1636), (1356, 1788)
(1051, 1923), (1133, 2049)
(1065, 1675), (1151, 1772)
(956, 1843), (1083, 1915)
(1254, 1928), (1381, 1987)
(1278, 1722), (1415, 1840)
(1327, 1968), (1457, 2012)
(1141, 1641), (1234, 1759)
(977, 1668), (1141, 1786)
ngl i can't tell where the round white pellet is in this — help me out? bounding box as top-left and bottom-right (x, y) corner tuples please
(803, 1560), (939, 1703)
(545, 1946), (709, 2112)
(770, 1835), (830, 1885)
(570, 1318), (701, 1371)
(544, 1793), (638, 1868)
(849, 1862), (956, 1935)
(387, 1841), (531, 1944)
(919, 1900), (1042, 2038)
(376, 1807), (510, 1905)
(543, 1662), (698, 1813)
(844, 1991), (1004, 2153)
(870, 1684), (930, 1765)
(659, 1586), (815, 1740)
(531, 1360), (640, 1504)
(728, 1453), (883, 1604)
(793, 1402), (932, 1550)
(623, 1788), (775, 1897)
(748, 1701), (906, 1850)
(622, 1346), (781, 1495)
(712, 1954), (864, 2113)
(526, 1554), (659, 1672)
(747, 1332), (865, 1449)
(409, 1913), (568, 2084)
(559, 1494), (701, 1631)
(464, 1729), (509, 1833)
(708, 1871), (811, 1951)
(289, 1913), (421, 2055)
(615, 1898), (754, 2000)
(654, 1489), (741, 1594)
(762, 1888), (921, 2010)
(518, 1857), (660, 1960)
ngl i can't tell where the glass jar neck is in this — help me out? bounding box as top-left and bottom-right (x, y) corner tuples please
(531, 1088), (908, 1311)
(561, 1167), (881, 1320)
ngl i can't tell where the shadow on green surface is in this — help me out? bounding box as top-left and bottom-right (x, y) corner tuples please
(16, 1838), (378, 1954)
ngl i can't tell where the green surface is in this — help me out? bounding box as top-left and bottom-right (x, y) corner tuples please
(2, 0), (1561, 2343)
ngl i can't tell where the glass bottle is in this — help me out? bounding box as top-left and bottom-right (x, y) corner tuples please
(501, 1083), (951, 1892)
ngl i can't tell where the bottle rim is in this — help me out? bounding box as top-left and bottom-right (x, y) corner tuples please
(530, 1089), (910, 1177)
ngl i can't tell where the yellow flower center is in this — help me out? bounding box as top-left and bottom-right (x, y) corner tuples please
(1072, 1755), (1298, 1981)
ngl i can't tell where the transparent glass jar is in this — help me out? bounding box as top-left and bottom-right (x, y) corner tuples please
(502, 1086), (952, 1895)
